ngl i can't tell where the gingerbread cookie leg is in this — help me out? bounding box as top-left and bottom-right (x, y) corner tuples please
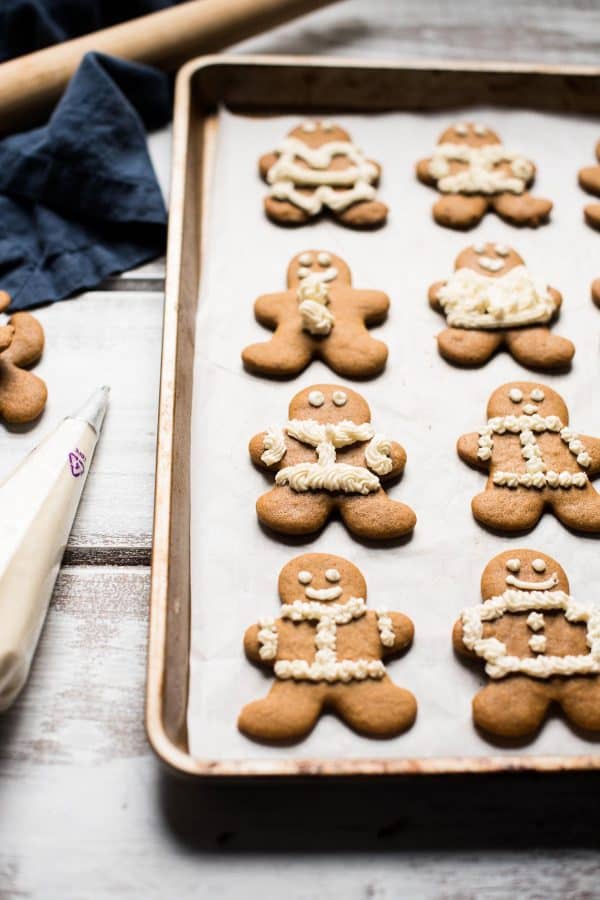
(437, 328), (503, 367)
(560, 677), (600, 732)
(243, 326), (313, 378)
(329, 677), (416, 738)
(320, 324), (388, 379)
(335, 200), (388, 229)
(504, 327), (574, 371)
(592, 278), (600, 308)
(472, 677), (551, 739)
(491, 192), (552, 227)
(256, 486), (331, 536)
(584, 204), (600, 231)
(338, 492), (416, 541)
(433, 195), (488, 229)
(471, 489), (544, 533)
(238, 681), (323, 742)
(264, 196), (312, 226)
(551, 486), (600, 534)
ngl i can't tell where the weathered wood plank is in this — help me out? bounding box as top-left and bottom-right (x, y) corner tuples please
(1, 291), (163, 561)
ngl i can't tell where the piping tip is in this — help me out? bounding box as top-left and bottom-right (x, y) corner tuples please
(71, 385), (111, 434)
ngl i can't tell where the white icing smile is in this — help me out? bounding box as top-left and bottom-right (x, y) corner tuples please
(305, 585), (343, 601)
(505, 573), (559, 591)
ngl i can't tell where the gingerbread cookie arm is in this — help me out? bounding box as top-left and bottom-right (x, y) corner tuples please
(592, 279), (600, 308)
(244, 623), (275, 667)
(577, 435), (600, 477)
(457, 431), (488, 471)
(452, 617), (478, 659)
(415, 157), (435, 185)
(354, 289), (390, 325)
(380, 611), (414, 656)
(578, 162), (600, 196)
(259, 152), (278, 181)
(547, 286), (563, 312)
(253, 291), (288, 328)
(249, 431), (288, 472)
(384, 441), (408, 480)
(428, 281), (446, 312)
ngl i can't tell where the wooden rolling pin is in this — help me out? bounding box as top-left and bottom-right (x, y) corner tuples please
(0, 0), (339, 133)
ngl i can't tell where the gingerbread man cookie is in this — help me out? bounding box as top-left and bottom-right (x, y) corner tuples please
(416, 122), (552, 229)
(242, 250), (389, 379)
(259, 120), (388, 228)
(239, 553), (416, 742)
(578, 139), (600, 230)
(458, 382), (600, 534)
(453, 550), (600, 739)
(0, 291), (47, 423)
(249, 384), (416, 541)
(428, 242), (574, 370)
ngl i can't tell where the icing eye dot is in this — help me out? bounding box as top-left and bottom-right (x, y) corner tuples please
(298, 252), (313, 266)
(325, 568), (340, 582)
(494, 243), (510, 257)
(301, 121), (316, 133)
(297, 570), (312, 585)
(473, 242), (486, 254)
(474, 123), (487, 136)
(454, 123), (468, 136)
(308, 390), (325, 407)
(317, 251), (331, 267)
(509, 388), (523, 403)
(321, 119), (334, 131)
(531, 558), (547, 573)
(506, 558), (521, 573)
(523, 403), (538, 415)
(332, 390), (347, 406)
(298, 266), (311, 279)
(530, 389), (545, 402)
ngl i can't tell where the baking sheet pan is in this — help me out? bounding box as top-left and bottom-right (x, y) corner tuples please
(148, 57), (600, 777)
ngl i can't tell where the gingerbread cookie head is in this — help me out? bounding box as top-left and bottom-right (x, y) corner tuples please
(286, 250), (351, 289)
(278, 553), (367, 608)
(288, 120), (351, 148)
(487, 381), (569, 423)
(455, 241), (523, 277)
(438, 122), (501, 148)
(288, 384), (370, 425)
(481, 549), (570, 599)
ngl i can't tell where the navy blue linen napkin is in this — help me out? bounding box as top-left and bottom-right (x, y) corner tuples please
(0, 52), (171, 309)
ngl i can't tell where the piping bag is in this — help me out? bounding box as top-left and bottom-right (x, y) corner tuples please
(0, 386), (109, 712)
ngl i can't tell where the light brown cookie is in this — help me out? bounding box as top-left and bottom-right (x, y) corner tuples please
(238, 553), (417, 743)
(0, 291), (47, 424)
(578, 139), (600, 230)
(250, 384), (416, 541)
(242, 250), (389, 379)
(259, 120), (388, 229)
(453, 549), (600, 739)
(416, 122), (552, 230)
(458, 381), (600, 534)
(429, 242), (574, 370)
(592, 278), (600, 309)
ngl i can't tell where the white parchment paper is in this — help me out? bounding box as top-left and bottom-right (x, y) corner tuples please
(188, 107), (600, 761)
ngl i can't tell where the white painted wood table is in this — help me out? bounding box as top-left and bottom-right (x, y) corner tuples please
(2, 3), (600, 897)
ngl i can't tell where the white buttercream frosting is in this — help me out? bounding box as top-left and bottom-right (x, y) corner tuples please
(429, 142), (534, 194)
(437, 266), (556, 330)
(476, 412), (591, 490)
(297, 274), (335, 336)
(267, 138), (379, 214)
(461, 588), (600, 679)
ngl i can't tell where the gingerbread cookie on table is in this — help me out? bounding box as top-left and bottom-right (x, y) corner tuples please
(458, 382), (600, 534)
(249, 384), (416, 541)
(578, 139), (600, 230)
(416, 122), (552, 229)
(428, 242), (574, 370)
(0, 291), (47, 424)
(242, 250), (389, 379)
(239, 553), (417, 742)
(259, 120), (388, 228)
(453, 550), (600, 739)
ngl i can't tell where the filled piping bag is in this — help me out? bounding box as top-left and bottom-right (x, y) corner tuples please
(0, 386), (109, 711)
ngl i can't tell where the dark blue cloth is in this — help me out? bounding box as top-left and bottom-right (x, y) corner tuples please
(0, 52), (170, 309)
(0, 0), (179, 308)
